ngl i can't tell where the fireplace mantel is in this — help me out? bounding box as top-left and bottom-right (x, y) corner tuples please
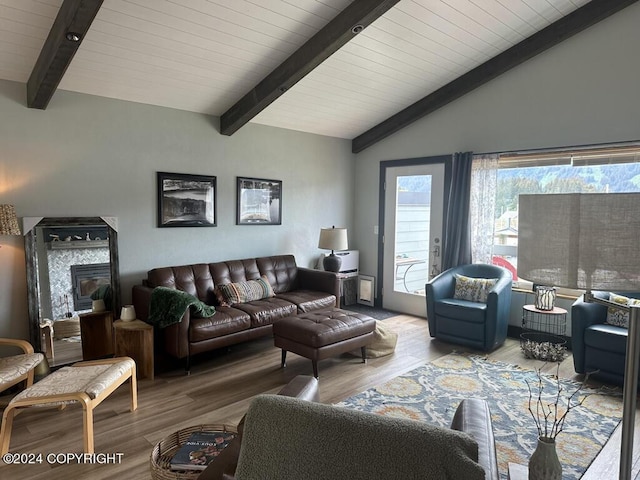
(49, 240), (109, 250)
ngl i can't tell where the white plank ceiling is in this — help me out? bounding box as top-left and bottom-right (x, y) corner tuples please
(0, 0), (590, 140)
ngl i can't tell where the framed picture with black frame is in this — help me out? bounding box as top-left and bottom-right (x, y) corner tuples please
(236, 177), (282, 225)
(157, 172), (217, 227)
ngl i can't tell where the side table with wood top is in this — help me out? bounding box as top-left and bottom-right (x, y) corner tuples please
(113, 319), (154, 380)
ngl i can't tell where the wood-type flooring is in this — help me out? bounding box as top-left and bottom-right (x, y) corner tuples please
(0, 314), (637, 479)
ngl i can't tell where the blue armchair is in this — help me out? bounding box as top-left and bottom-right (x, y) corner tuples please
(426, 264), (512, 352)
(572, 291), (640, 386)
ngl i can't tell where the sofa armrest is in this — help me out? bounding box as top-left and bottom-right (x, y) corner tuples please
(132, 284), (153, 322)
(197, 376), (319, 480)
(296, 267), (340, 306)
(0, 338), (35, 354)
(133, 284), (191, 359)
(450, 398), (499, 480)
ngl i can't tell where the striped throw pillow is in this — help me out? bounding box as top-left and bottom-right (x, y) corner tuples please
(215, 276), (275, 306)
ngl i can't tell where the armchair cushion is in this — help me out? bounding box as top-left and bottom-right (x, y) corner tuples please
(0, 353), (44, 389)
(436, 298), (487, 323)
(584, 324), (628, 353)
(453, 274), (498, 303)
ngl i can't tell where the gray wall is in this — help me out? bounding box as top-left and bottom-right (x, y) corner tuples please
(2, 2), (639, 341)
(0, 80), (354, 340)
(353, 3), (640, 323)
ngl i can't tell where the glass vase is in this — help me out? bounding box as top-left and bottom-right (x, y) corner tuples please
(529, 436), (562, 480)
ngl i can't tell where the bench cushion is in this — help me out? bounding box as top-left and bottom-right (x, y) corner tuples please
(273, 309), (376, 348)
(11, 358), (135, 406)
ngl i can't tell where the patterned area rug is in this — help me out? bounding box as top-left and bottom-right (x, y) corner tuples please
(336, 352), (623, 479)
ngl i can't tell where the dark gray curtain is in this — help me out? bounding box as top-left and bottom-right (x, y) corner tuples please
(441, 151), (473, 271)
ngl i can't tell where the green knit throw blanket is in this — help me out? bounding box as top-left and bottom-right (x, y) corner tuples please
(148, 286), (216, 329)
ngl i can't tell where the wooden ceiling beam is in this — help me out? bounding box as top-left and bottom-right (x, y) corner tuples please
(27, 0), (103, 109)
(220, 0), (400, 136)
(352, 0), (639, 154)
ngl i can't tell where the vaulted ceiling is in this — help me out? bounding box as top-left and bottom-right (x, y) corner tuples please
(1, 0), (636, 152)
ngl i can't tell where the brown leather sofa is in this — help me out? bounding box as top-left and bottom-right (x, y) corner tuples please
(132, 255), (339, 370)
(198, 376), (499, 480)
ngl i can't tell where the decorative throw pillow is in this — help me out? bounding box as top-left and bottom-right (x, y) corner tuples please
(215, 276), (275, 306)
(453, 274), (498, 303)
(605, 293), (640, 328)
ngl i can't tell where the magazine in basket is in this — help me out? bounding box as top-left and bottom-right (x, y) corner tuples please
(170, 431), (236, 471)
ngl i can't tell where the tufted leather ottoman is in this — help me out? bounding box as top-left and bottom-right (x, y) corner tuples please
(273, 308), (376, 378)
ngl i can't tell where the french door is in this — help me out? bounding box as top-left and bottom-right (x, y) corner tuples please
(382, 163), (445, 316)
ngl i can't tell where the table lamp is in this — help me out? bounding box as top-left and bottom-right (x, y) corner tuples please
(519, 192), (640, 480)
(318, 226), (348, 272)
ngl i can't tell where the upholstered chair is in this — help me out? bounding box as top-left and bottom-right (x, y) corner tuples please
(572, 291), (640, 385)
(426, 264), (512, 352)
(0, 338), (44, 395)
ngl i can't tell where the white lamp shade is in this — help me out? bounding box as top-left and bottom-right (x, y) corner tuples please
(318, 227), (348, 251)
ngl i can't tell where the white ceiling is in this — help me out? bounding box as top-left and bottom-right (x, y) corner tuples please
(0, 0), (590, 140)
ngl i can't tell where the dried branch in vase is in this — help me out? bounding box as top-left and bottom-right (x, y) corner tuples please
(526, 364), (591, 439)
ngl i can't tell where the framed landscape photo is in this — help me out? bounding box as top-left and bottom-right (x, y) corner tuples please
(236, 177), (282, 225)
(157, 172), (216, 227)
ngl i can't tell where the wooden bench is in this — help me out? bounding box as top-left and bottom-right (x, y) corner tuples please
(0, 357), (137, 454)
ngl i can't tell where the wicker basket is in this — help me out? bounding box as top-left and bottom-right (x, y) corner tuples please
(520, 332), (567, 362)
(150, 424), (237, 480)
(53, 318), (81, 339)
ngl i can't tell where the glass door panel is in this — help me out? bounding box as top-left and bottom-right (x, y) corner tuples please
(383, 164), (444, 316)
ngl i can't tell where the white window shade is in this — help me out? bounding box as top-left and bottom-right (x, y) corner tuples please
(518, 193), (640, 292)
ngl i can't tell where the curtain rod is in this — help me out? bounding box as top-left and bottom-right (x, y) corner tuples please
(476, 139), (640, 158)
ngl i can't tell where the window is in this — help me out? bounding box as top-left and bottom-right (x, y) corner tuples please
(488, 144), (640, 290)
